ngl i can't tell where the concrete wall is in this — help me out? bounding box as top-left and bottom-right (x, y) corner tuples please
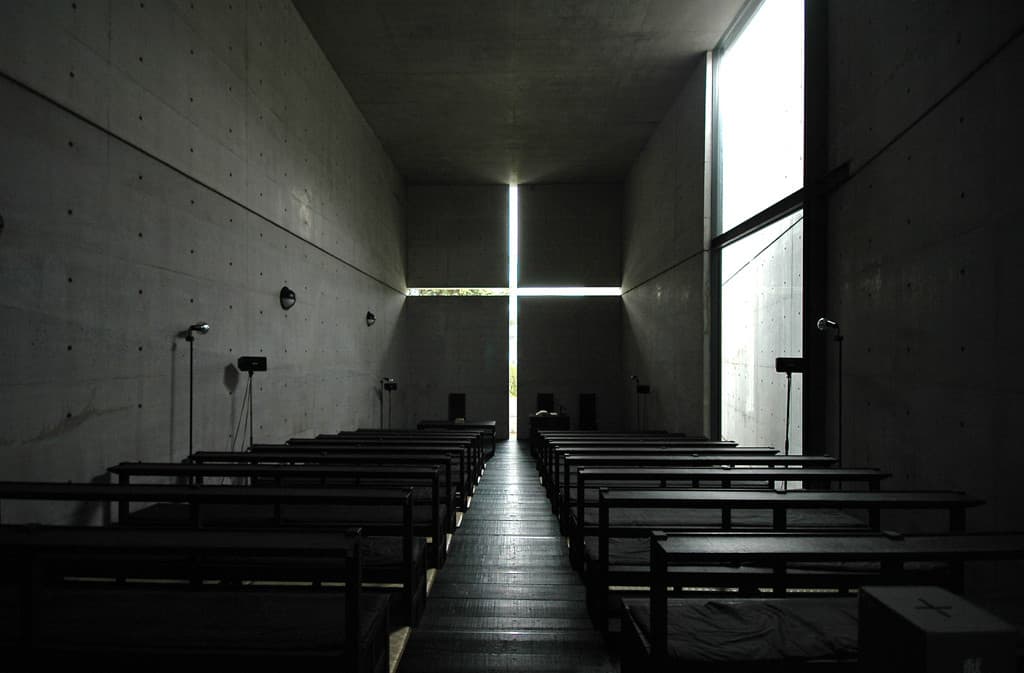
(621, 56), (710, 435)
(406, 184), (508, 287)
(0, 0), (406, 523)
(826, 0), (1024, 588)
(518, 183), (622, 287)
(517, 297), (623, 436)
(399, 297), (509, 439)
(827, 2), (1024, 530)
(720, 215), (803, 452)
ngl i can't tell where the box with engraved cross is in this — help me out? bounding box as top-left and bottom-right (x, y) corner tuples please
(858, 585), (1016, 673)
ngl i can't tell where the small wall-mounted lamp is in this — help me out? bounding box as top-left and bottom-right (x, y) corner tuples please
(186, 322), (211, 340)
(366, 311), (376, 326)
(279, 286), (296, 310)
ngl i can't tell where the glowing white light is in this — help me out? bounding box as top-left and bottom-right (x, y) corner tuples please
(517, 287), (621, 297)
(719, 0), (804, 233)
(508, 185), (518, 438)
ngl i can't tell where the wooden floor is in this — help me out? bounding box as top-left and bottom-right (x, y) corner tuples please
(397, 440), (617, 673)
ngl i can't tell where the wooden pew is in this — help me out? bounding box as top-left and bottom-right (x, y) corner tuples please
(108, 461), (448, 569)
(353, 428), (488, 448)
(343, 431), (488, 464)
(531, 430), (676, 456)
(543, 445), (777, 503)
(0, 524), (387, 673)
(566, 466), (890, 567)
(263, 441), (479, 509)
(414, 420), (498, 455)
(546, 446), (782, 510)
(628, 531), (1024, 673)
(253, 442), (474, 510)
(556, 453), (837, 514)
(538, 437), (744, 486)
(0, 481), (423, 628)
(190, 450), (458, 528)
(589, 487), (985, 630)
(304, 433), (485, 477)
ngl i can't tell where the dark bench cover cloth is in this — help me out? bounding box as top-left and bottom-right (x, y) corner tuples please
(627, 597), (858, 664)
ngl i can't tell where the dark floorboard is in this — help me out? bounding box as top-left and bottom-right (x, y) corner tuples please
(397, 440), (616, 673)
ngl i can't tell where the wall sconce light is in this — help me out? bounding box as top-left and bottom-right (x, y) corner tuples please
(280, 286), (296, 310)
(365, 311), (376, 326)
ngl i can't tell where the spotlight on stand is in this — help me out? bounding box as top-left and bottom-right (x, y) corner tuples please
(236, 356), (268, 450)
(775, 357), (805, 458)
(184, 322), (210, 457)
(379, 377), (397, 429)
(279, 286), (296, 310)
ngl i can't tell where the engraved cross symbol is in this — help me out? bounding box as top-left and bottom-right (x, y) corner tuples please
(915, 597), (953, 618)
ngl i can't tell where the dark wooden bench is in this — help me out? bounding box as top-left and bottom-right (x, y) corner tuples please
(588, 488), (985, 630)
(531, 430), (680, 458)
(342, 431), (488, 464)
(544, 446), (774, 503)
(548, 446), (778, 510)
(566, 467), (890, 567)
(539, 438), (745, 489)
(261, 441), (478, 509)
(557, 453), (838, 514)
(349, 431), (489, 469)
(108, 461), (448, 569)
(0, 524), (387, 673)
(414, 420), (498, 455)
(0, 481), (424, 627)
(625, 532), (1024, 672)
(303, 434), (485, 478)
(189, 450), (458, 530)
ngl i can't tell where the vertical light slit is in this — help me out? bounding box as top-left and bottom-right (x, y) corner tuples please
(508, 185), (518, 439)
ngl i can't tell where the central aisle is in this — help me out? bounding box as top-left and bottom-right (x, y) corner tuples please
(397, 439), (617, 673)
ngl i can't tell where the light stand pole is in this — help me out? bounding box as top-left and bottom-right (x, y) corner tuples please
(380, 378), (397, 430)
(836, 332), (844, 465)
(247, 370), (255, 449)
(817, 318), (843, 466)
(775, 357), (805, 457)
(185, 322), (210, 457)
(630, 376), (651, 432)
(236, 356), (267, 450)
(629, 376), (640, 431)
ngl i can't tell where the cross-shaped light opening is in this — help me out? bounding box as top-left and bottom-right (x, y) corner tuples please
(408, 184), (622, 438)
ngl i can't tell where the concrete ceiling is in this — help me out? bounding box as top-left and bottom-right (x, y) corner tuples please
(294, 0), (745, 184)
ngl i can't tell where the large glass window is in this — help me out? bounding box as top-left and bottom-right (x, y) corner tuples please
(717, 0), (804, 234)
(720, 212), (803, 451)
(716, 0), (805, 453)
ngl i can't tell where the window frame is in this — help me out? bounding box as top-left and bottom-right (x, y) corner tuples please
(709, 0), (820, 445)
